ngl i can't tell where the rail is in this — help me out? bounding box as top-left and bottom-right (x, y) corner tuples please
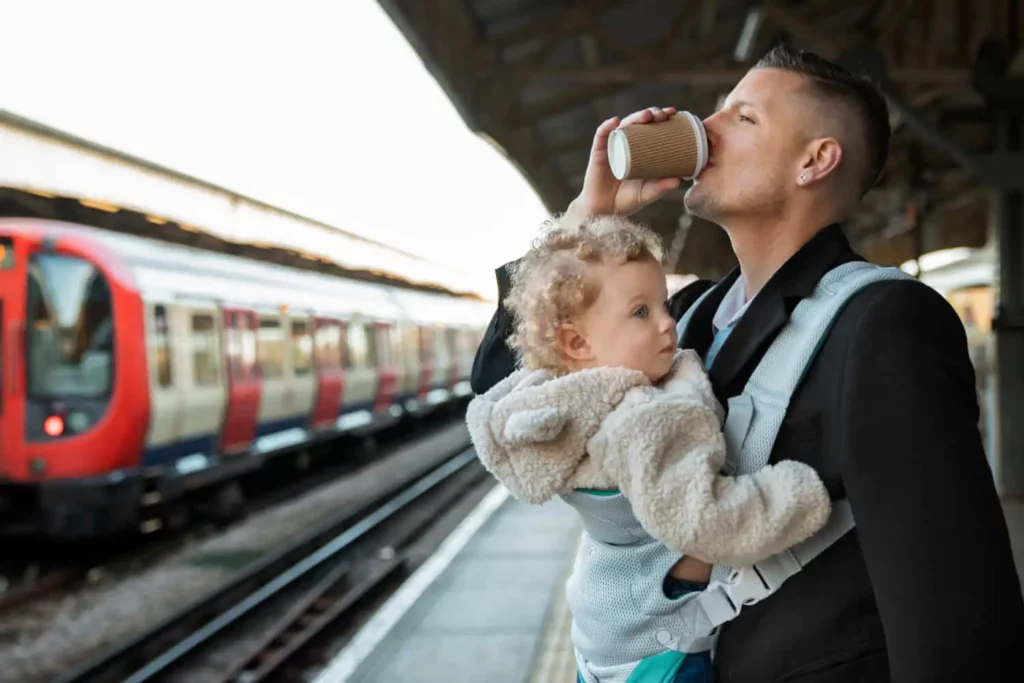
(58, 447), (483, 683)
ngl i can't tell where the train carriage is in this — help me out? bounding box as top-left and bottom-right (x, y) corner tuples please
(0, 217), (491, 539)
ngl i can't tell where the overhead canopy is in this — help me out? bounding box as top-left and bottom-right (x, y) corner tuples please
(380, 0), (1020, 278)
(0, 110), (487, 299)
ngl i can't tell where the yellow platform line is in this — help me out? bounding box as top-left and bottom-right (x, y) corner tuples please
(528, 533), (582, 683)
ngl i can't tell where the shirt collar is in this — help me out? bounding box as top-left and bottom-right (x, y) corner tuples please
(712, 275), (753, 332)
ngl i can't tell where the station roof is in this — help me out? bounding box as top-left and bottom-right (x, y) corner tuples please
(380, 0), (1021, 278)
(0, 110), (487, 299)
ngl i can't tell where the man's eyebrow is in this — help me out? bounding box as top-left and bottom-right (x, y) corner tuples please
(717, 98), (757, 113)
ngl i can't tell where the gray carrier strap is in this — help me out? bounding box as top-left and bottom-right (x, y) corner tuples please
(693, 499), (853, 629)
(669, 261), (914, 640)
(675, 281), (720, 341)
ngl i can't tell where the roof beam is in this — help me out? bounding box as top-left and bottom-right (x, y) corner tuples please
(516, 65), (971, 87)
(505, 0), (892, 128)
(507, 24), (742, 127)
(759, 1), (842, 60)
(489, 0), (635, 48)
(699, 0), (719, 37)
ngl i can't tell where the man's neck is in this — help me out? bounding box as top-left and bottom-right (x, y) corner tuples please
(724, 215), (823, 300)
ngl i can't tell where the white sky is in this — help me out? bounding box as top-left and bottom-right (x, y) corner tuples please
(0, 0), (552, 299)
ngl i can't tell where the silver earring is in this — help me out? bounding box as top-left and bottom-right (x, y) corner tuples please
(799, 174), (806, 183)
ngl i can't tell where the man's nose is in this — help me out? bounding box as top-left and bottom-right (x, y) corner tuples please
(702, 113), (721, 155)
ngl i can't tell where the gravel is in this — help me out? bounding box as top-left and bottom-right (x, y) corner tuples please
(0, 422), (470, 683)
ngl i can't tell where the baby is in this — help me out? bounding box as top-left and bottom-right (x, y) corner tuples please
(466, 214), (831, 683)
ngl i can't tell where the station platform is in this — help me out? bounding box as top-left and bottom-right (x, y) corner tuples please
(313, 485), (581, 683)
(313, 485), (1024, 683)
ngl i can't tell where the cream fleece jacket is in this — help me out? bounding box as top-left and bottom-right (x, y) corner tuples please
(466, 350), (832, 567)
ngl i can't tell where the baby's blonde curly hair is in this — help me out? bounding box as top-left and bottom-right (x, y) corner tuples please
(505, 213), (664, 375)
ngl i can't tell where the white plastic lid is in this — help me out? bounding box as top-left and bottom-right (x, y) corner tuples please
(681, 111), (709, 179)
(607, 128), (631, 180)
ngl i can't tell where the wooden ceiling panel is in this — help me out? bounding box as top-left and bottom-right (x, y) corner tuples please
(381, 0), (1022, 276)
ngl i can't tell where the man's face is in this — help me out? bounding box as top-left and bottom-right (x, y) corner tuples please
(684, 68), (810, 224)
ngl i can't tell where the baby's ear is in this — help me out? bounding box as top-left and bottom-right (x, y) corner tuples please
(503, 407), (568, 445)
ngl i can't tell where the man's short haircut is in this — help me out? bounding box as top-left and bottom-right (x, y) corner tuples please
(755, 42), (891, 196)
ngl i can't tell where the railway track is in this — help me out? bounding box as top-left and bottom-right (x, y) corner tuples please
(0, 413), (464, 622)
(57, 447), (488, 683)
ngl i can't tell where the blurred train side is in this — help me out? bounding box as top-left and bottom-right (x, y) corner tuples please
(0, 218), (491, 539)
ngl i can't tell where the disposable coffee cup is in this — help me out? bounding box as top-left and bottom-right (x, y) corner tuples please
(607, 111), (708, 180)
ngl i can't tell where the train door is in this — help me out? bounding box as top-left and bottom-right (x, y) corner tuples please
(399, 323), (420, 408)
(178, 305), (227, 457)
(341, 318), (377, 414)
(446, 327), (461, 390)
(393, 322), (416, 406)
(142, 303), (181, 465)
(416, 325), (434, 400)
(432, 325), (452, 396)
(310, 317), (345, 430)
(372, 322), (399, 414)
(0, 234), (25, 476)
(448, 329), (464, 393)
(288, 316), (318, 429)
(219, 308), (261, 455)
(255, 311), (291, 437)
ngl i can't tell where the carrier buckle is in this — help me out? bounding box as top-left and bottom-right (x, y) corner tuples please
(724, 565), (773, 606)
(698, 565), (772, 628)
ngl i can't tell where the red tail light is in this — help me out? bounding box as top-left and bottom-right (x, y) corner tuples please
(43, 415), (65, 437)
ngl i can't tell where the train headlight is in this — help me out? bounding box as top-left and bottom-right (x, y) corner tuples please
(67, 410), (91, 433)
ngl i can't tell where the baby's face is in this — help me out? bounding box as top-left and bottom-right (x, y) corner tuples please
(573, 257), (678, 382)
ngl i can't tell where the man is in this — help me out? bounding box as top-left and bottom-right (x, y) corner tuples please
(471, 44), (1024, 682)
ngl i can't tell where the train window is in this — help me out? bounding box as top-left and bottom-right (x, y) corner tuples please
(419, 326), (433, 365)
(315, 322), (342, 368)
(364, 323), (379, 368)
(374, 326), (391, 368)
(291, 319), (313, 375)
(240, 315), (257, 377)
(154, 305), (173, 387)
(191, 314), (219, 386)
(434, 326), (450, 366)
(26, 254), (113, 398)
(257, 318), (284, 379)
(446, 328), (459, 359)
(384, 326), (398, 368)
(0, 236), (14, 270)
(339, 322), (349, 368)
(346, 323), (367, 368)
(405, 326), (419, 363)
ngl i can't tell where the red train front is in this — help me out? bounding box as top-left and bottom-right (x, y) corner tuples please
(0, 222), (150, 537)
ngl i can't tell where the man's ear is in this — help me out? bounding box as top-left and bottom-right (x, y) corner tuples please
(797, 136), (843, 186)
(557, 322), (592, 363)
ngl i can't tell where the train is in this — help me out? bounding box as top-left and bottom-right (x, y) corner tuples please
(0, 217), (493, 540)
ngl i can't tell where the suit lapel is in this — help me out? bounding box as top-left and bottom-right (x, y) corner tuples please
(679, 268), (738, 354)
(694, 224), (860, 403)
(708, 285), (788, 402)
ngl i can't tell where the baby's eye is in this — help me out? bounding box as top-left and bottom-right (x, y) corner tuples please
(634, 305), (649, 318)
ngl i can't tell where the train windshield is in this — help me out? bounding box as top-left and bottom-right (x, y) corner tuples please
(26, 253), (114, 398)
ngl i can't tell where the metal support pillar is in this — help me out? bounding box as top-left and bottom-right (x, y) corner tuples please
(993, 110), (1024, 496)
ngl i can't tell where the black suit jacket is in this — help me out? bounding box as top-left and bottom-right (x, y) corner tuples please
(470, 224), (1024, 682)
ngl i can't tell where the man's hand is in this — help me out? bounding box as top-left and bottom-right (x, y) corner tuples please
(566, 107), (684, 221)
